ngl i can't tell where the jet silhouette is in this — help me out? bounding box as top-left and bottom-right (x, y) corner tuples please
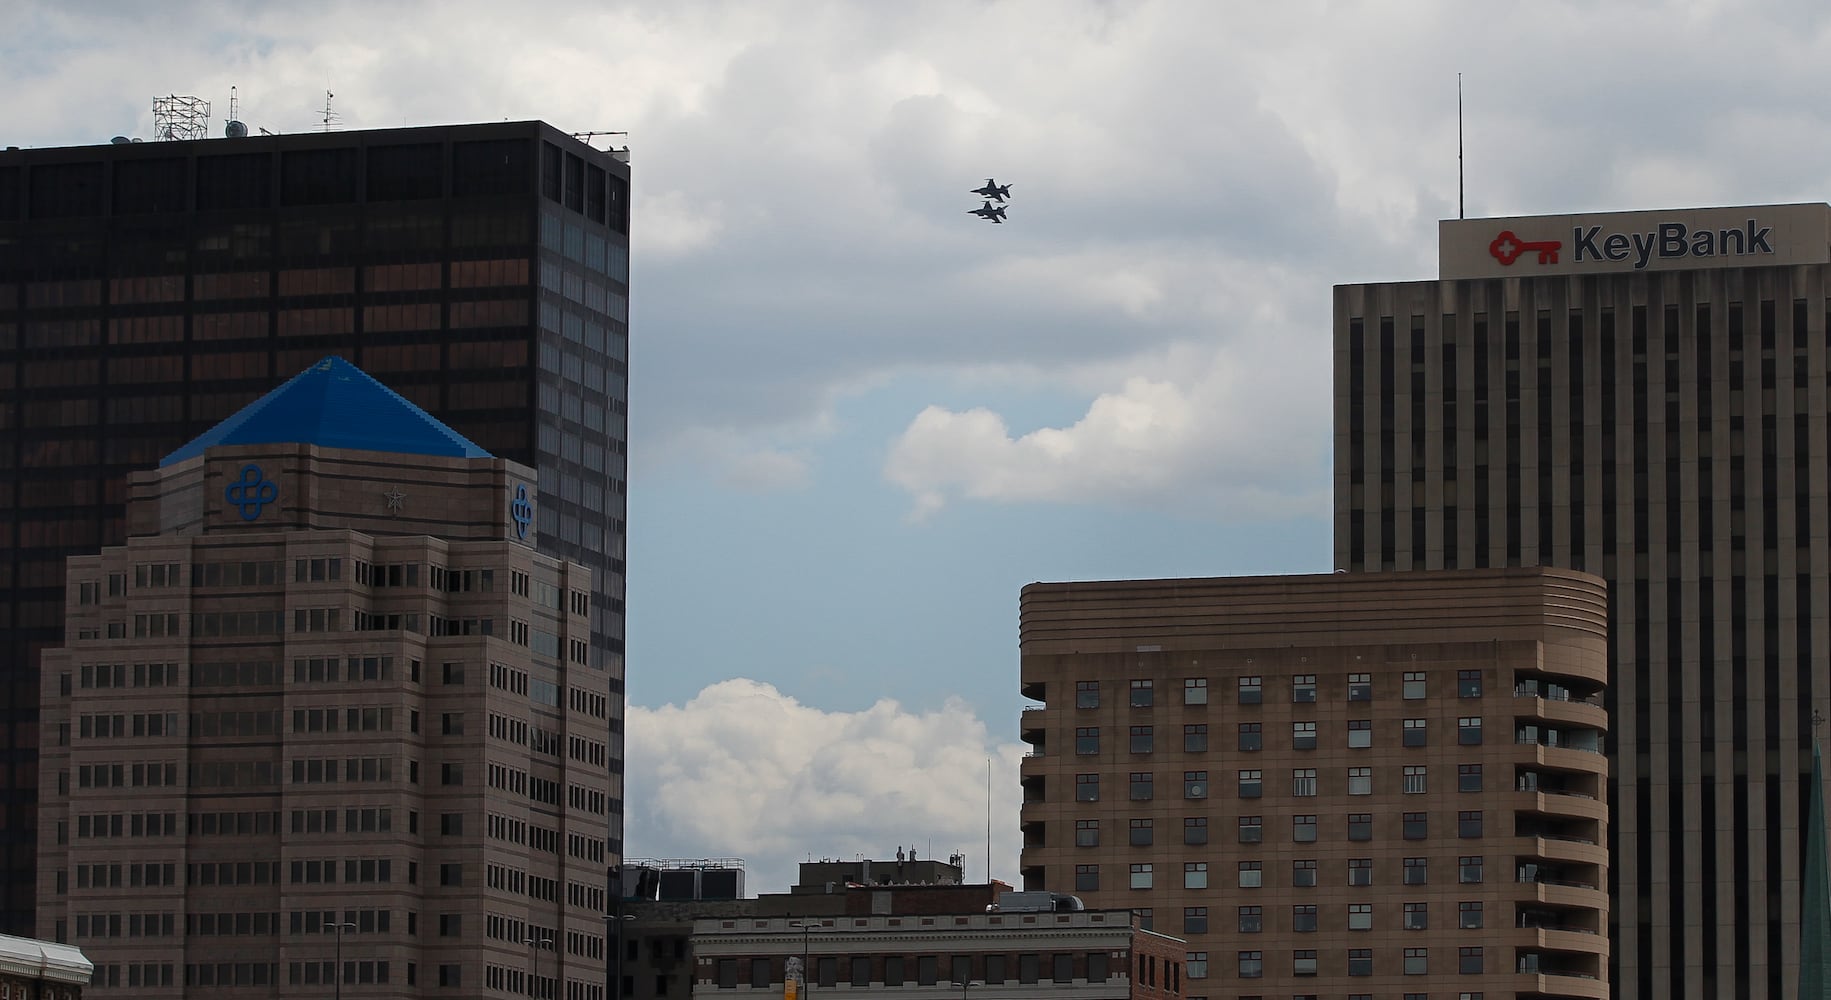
(969, 201), (1007, 224)
(971, 179), (1012, 202)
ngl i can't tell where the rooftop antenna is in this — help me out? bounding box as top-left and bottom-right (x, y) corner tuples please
(1457, 73), (1465, 220)
(151, 95), (210, 141)
(224, 85), (248, 138)
(985, 757), (992, 884)
(320, 90), (340, 132)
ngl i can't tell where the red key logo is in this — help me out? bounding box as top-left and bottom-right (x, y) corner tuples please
(1488, 230), (1563, 265)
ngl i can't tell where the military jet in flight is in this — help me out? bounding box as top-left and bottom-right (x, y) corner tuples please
(969, 201), (1007, 224)
(971, 179), (1012, 201)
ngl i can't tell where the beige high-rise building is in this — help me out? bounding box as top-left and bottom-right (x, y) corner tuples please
(1336, 203), (1831, 1000)
(1018, 568), (1610, 1000)
(36, 358), (612, 999)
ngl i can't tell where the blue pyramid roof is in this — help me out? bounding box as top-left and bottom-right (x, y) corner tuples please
(160, 355), (492, 467)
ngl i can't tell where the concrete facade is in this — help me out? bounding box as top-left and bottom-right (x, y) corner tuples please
(36, 440), (611, 998)
(1337, 205), (1831, 1000)
(1017, 567), (1610, 1000)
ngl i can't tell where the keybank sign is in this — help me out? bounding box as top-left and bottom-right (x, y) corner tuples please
(1571, 220), (1772, 269)
(1439, 204), (1831, 280)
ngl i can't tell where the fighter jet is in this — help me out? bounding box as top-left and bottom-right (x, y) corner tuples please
(971, 179), (1012, 202)
(969, 200), (1007, 224)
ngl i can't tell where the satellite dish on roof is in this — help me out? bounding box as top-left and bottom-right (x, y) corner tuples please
(111, 136), (130, 145)
(225, 120), (247, 138)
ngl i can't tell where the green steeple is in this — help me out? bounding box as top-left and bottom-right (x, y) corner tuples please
(1803, 739), (1831, 1000)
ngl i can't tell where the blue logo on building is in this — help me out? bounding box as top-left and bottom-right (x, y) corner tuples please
(510, 484), (534, 539)
(225, 464), (278, 521)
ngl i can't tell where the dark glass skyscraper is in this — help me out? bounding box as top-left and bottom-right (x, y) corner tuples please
(0, 120), (630, 934)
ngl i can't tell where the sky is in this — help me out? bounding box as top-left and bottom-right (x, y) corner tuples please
(10, 0), (1831, 895)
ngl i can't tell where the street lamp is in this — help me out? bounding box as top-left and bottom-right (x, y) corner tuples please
(787, 921), (820, 996)
(603, 912), (635, 1000)
(526, 934), (554, 999)
(327, 921), (356, 1000)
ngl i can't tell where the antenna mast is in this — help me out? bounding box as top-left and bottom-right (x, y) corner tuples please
(985, 757), (992, 884)
(320, 90), (340, 132)
(1457, 73), (1465, 220)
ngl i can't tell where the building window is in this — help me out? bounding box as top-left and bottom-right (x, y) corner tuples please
(1238, 906), (1262, 933)
(1238, 723), (1262, 752)
(751, 959), (771, 988)
(1130, 725), (1154, 753)
(1182, 951), (1207, 980)
(1460, 901), (1484, 929)
(1404, 765), (1428, 794)
(1185, 771), (1209, 798)
(1184, 678), (1208, 705)
(1130, 818), (1154, 846)
(1130, 679), (1154, 707)
(1403, 718), (1427, 746)
(1075, 727), (1100, 755)
(1292, 721), (1317, 750)
(1184, 862), (1208, 889)
(1292, 860), (1317, 887)
(1458, 810), (1483, 838)
(1459, 763), (1483, 792)
(1402, 671), (1426, 700)
(1237, 862), (1262, 888)
(1075, 819), (1099, 847)
(1238, 815), (1262, 843)
(1134, 910), (1152, 933)
(1076, 773), (1099, 802)
(1348, 767), (1372, 795)
(1348, 813), (1372, 841)
(1293, 815), (1317, 842)
(1403, 857), (1427, 885)
(1076, 680), (1100, 708)
(1130, 772), (1154, 801)
(1130, 863), (1153, 890)
(1292, 768), (1317, 796)
(1184, 724), (1209, 752)
(1348, 903), (1372, 930)
(1293, 950), (1317, 977)
(1459, 856), (1484, 884)
(1238, 951), (1262, 979)
(1459, 947), (1484, 975)
(1348, 672), (1372, 701)
(1292, 905), (1317, 932)
(1238, 676), (1262, 704)
(1404, 949), (1428, 976)
(1348, 949), (1373, 976)
(1458, 717), (1483, 745)
(1348, 719), (1372, 748)
(1293, 674), (1317, 703)
(1348, 858), (1373, 886)
(1184, 907), (1208, 934)
(1239, 769), (1262, 798)
(1458, 669), (1482, 697)
(1404, 902), (1429, 930)
(1075, 864), (1099, 891)
(1185, 816), (1209, 845)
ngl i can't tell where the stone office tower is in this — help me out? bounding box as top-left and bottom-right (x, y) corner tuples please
(0, 121), (629, 934)
(1335, 203), (1831, 1000)
(36, 358), (613, 998)
(1018, 568), (1612, 1000)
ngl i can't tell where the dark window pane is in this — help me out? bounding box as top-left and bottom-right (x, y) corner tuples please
(197, 152), (272, 211)
(453, 139), (531, 197)
(281, 148), (358, 206)
(30, 161), (105, 219)
(113, 157), (187, 214)
(366, 143), (442, 201)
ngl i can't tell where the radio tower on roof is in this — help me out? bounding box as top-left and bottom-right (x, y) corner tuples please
(151, 95), (210, 141)
(319, 90), (340, 132)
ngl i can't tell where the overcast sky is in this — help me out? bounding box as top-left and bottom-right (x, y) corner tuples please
(11, 0), (1831, 895)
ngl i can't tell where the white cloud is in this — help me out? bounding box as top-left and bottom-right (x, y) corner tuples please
(626, 679), (1025, 895)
